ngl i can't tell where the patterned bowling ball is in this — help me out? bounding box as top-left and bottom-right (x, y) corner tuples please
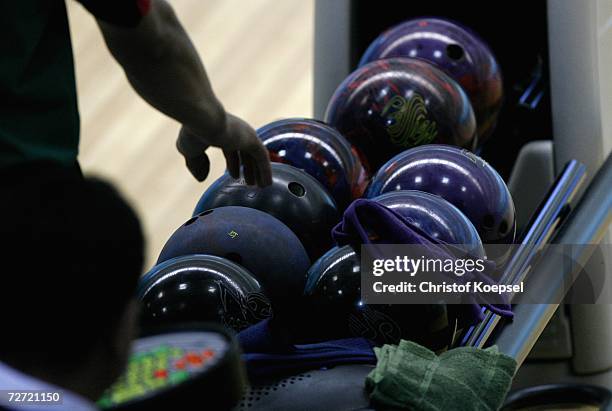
(325, 58), (476, 171)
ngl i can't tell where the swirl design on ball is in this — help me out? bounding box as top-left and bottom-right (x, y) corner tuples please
(382, 94), (438, 147)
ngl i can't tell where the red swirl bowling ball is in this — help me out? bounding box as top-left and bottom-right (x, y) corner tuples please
(359, 17), (503, 142)
(325, 58), (476, 171)
(257, 118), (369, 208)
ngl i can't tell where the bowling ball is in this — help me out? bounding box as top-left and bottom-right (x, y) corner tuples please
(157, 206), (310, 311)
(257, 118), (369, 208)
(303, 245), (453, 349)
(193, 163), (340, 260)
(138, 255), (272, 332)
(366, 145), (516, 261)
(325, 58), (476, 171)
(359, 17), (503, 142)
(373, 190), (485, 258)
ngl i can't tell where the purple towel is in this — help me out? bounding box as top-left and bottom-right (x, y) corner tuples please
(238, 319), (376, 379)
(332, 199), (513, 323)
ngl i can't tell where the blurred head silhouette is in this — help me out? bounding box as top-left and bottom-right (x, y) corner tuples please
(0, 161), (144, 400)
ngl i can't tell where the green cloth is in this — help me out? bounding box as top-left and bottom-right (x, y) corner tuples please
(366, 340), (517, 411)
(0, 1), (80, 168)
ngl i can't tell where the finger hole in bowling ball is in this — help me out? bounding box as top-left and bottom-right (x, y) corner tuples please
(483, 214), (495, 230)
(446, 44), (464, 60)
(197, 209), (214, 217)
(288, 182), (306, 197)
(224, 252), (243, 265)
(184, 217), (198, 226)
(499, 220), (509, 235)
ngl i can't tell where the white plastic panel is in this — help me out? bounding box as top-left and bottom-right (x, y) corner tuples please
(508, 140), (555, 231)
(547, 0), (612, 375)
(313, 0), (352, 119)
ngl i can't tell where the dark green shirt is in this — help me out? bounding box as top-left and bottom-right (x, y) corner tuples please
(0, 0), (148, 168)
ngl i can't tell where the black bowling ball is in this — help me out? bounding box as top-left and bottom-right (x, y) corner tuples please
(193, 163), (340, 260)
(303, 245), (453, 350)
(139, 255), (272, 332)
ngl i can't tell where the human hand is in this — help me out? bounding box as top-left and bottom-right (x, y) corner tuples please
(176, 114), (272, 186)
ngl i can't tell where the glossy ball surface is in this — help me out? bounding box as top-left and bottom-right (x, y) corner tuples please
(193, 163), (339, 261)
(258, 118), (369, 208)
(325, 58), (476, 170)
(359, 17), (503, 141)
(139, 255), (272, 332)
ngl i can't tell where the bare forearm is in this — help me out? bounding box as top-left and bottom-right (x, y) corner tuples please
(98, 0), (226, 143)
(122, 28), (227, 138)
(94, 0), (271, 186)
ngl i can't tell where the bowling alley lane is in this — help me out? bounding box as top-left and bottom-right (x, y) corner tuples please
(68, 0), (315, 269)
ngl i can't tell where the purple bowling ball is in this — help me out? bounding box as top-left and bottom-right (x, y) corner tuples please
(325, 58), (476, 171)
(373, 190), (485, 258)
(257, 118), (369, 208)
(359, 17), (503, 142)
(366, 145), (516, 260)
